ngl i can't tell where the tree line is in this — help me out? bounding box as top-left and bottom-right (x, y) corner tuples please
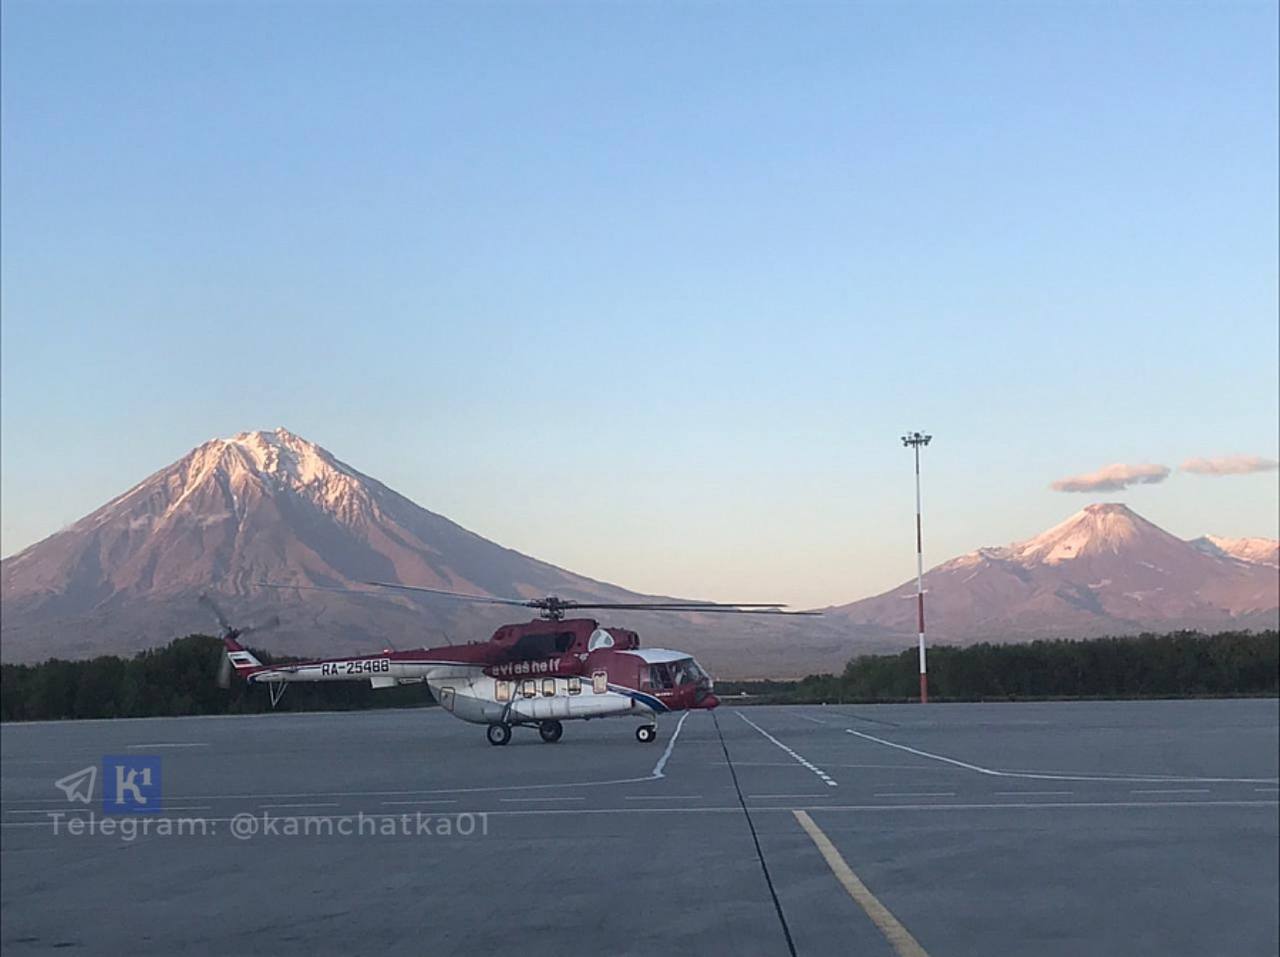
(719, 630), (1280, 704)
(0, 635), (432, 722)
(2, 629), (1276, 721)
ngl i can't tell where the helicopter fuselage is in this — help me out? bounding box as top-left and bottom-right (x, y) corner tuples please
(224, 616), (719, 741)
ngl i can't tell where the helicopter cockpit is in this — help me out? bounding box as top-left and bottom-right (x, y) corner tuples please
(646, 657), (710, 690)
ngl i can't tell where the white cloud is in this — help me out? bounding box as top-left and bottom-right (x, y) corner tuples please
(1181, 455), (1279, 476)
(1051, 463), (1171, 493)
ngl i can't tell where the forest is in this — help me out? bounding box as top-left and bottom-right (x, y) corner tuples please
(0, 635), (431, 721)
(718, 630), (1280, 704)
(1, 629), (1276, 721)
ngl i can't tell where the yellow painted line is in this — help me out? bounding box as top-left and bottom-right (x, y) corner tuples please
(792, 809), (929, 957)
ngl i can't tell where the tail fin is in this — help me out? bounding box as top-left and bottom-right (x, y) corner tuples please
(223, 635), (263, 674)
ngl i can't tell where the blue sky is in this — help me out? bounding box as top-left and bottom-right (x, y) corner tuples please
(2, 1), (1277, 608)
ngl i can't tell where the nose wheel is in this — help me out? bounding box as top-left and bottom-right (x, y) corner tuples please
(486, 723), (511, 746)
(636, 724), (657, 743)
(538, 720), (563, 744)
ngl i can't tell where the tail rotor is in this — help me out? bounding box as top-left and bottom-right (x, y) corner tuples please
(198, 593), (279, 688)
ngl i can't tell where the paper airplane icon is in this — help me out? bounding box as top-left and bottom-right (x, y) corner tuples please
(54, 765), (97, 804)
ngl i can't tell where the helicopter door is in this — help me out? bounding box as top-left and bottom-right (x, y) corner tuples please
(438, 686), (456, 712)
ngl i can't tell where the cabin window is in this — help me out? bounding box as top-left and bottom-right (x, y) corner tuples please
(511, 631), (576, 659)
(567, 676), (581, 696)
(592, 670), (608, 695)
(522, 679), (537, 698)
(495, 680), (511, 702)
(542, 677), (556, 697)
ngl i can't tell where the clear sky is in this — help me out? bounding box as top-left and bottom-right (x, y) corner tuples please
(2, 1), (1277, 609)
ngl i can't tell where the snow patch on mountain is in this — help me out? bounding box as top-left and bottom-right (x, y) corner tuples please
(826, 502), (1278, 640)
(1012, 503), (1163, 565)
(1190, 535), (1280, 568)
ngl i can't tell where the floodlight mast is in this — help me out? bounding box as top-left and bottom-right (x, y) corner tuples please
(901, 431), (932, 704)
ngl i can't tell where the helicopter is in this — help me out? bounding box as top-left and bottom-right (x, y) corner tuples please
(199, 584), (816, 745)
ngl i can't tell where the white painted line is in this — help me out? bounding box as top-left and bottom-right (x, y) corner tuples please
(1, 712), (693, 809)
(734, 762), (936, 770)
(380, 800), (459, 807)
(10, 730), (708, 806)
(846, 730), (998, 775)
(797, 714), (834, 726)
(259, 802), (340, 809)
(875, 792), (957, 799)
(2, 772), (661, 805)
(126, 743), (209, 749)
(154, 805), (214, 812)
(738, 711), (838, 788)
(846, 729), (1279, 784)
(1130, 788), (1211, 795)
(993, 791), (1073, 797)
(5, 804), (214, 815)
(3, 798), (1277, 828)
(792, 800), (1280, 814)
(652, 712), (690, 779)
(498, 796), (586, 803)
(624, 795), (703, 801)
(1255, 787), (1280, 793)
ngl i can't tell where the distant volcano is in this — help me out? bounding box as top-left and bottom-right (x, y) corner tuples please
(1190, 535), (1280, 568)
(824, 503), (1278, 642)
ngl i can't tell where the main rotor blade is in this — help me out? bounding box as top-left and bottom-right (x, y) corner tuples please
(257, 581), (363, 595)
(363, 584), (798, 612)
(560, 601), (786, 610)
(257, 580), (534, 607)
(217, 654), (232, 689)
(257, 580), (820, 616)
(363, 588), (809, 614)
(563, 603), (822, 616)
(362, 582), (539, 607)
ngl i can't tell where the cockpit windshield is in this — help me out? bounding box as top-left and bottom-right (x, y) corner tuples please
(673, 658), (708, 685)
(649, 658), (710, 689)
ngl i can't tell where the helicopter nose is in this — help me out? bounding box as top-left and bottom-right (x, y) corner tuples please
(698, 693), (720, 710)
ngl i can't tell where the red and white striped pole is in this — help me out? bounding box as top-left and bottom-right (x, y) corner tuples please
(902, 431), (932, 703)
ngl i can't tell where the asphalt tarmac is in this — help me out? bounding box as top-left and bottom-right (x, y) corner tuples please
(2, 699), (1277, 956)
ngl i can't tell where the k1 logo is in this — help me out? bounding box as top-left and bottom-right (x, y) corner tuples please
(101, 756), (162, 815)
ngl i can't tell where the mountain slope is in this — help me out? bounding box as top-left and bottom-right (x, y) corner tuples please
(0, 429), (829, 674)
(825, 504), (1279, 641)
(1190, 535), (1280, 568)
(3, 429), (640, 608)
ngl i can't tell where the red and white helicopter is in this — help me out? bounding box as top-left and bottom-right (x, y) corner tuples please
(202, 586), (815, 746)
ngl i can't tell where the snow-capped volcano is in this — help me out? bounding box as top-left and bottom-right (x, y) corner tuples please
(0, 429), (830, 675)
(1190, 535), (1280, 568)
(71, 429), (372, 544)
(1009, 503), (1184, 564)
(827, 503), (1279, 642)
(3, 428), (559, 605)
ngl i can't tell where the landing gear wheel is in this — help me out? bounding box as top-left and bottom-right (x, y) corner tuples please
(538, 720), (563, 744)
(636, 724), (657, 743)
(486, 723), (511, 746)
